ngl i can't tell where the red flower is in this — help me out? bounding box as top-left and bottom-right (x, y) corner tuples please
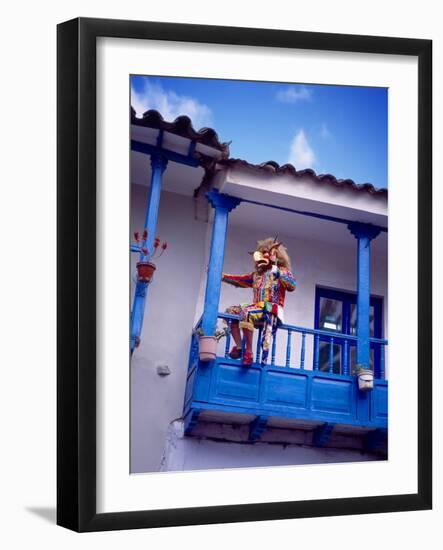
(142, 229), (148, 241)
(134, 231), (139, 242)
(157, 241), (168, 257)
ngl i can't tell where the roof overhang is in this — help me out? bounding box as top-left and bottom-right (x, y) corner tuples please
(218, 162), (388, 230)
(131, 124), (225, 162)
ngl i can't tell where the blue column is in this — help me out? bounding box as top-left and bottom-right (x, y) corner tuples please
(201, 190), (241, 336)
(130, 153), (168, 353)
(143, 154), (168, 256)
(348, 222), (381, 370)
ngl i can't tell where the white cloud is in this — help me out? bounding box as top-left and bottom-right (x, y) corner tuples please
(276, 85), (312, 103)
(288, 129), (316, 169)
(131, 80), (213, 129)
(320, 123), (331, 139)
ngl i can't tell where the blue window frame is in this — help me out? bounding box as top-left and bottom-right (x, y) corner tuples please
(314, 287), (383, 377)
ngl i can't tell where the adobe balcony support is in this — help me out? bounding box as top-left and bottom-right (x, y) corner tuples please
(130, 153), (168, 353)
(348, 222), (381, 370)
(201, 190), (241, 337)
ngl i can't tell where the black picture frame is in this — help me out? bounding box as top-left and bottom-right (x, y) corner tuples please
(57, 17), (432, 532)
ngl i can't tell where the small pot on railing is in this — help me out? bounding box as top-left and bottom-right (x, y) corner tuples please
(195, 326), (230, 362)
(198, 336), (218, 362)
(354, 364), (374, 391)
(136, 261), (156, 282)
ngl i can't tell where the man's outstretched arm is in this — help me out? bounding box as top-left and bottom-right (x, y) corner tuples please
(222, 272), (254, 288)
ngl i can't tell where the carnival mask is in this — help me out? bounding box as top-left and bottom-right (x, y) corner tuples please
(251, 240), (283, 271)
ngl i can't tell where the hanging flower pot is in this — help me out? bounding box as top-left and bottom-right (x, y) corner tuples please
(194, 326), (229, 362)
(198, 336), (217, 362)
(136, 260), (156, 282)
(355, 365), (374, 391)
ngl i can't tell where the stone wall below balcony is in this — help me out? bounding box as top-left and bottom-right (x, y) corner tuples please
(160, 420), (385, 472)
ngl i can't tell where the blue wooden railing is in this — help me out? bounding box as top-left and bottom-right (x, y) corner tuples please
(188, 315), (202, 372)
(184, 312), (388, 441)
(215, 312), (387, 379)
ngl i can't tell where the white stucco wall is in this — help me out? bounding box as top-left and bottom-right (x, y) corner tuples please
(130, 180), (387, 473)
(216, 220), (388, 372)
(130, 184), (209, 473)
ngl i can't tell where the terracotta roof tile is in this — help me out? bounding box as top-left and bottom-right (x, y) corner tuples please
(131, 108), (387, 197)
(222, 158), (387, 196)
(131, 108), (230, 158)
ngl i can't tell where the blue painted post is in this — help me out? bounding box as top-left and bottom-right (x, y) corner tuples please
(130, 153), (168, 353)
(348, 223), (381, 370)
(300, 332), (306, 369)
(285, 330), (292, 368)
(224, 320), (231, 358)
(348, 222), (381, 421)
(143, 153), (168, 255)
(187, 331), (199, 372)
(343, 339), (349, 376)
(256, 327), (263, 364)
(380, 344), (385, 380)
(314, 334), (320, 370)
(329, 337), (334, 373)
(271, 331), (277, 366)
(201, 190), (241, 338)
(192, 333), (199, 360)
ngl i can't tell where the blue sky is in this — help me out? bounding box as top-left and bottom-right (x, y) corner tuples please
(131, 75), (388, 189)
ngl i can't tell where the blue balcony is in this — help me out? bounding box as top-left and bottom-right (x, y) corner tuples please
(129, 120), (388, 452)
(183, 312), (388, 448)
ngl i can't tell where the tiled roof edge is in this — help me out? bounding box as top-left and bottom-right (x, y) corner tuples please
(131, 108), (230, 158)
(221, 158), (387, 197)
(131, 109), (387, 196)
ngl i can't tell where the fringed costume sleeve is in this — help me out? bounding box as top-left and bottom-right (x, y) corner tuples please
(222, 272), (254, 288)
(278, 267), (297, 291)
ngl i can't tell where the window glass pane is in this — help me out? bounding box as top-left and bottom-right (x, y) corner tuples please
(349, 346), (374, 373)
(319, 341), (342, 374)
(319, 297), (343, 332)
(350, 304), (375, 337)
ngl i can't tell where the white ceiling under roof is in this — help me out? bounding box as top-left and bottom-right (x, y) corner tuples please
(131, 150), (205, 196)
(221, 165), (387, 227)
(228, 199), (387, 253)
(130, 148), (387, 249)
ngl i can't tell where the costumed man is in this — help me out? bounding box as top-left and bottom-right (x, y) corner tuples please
(222, 238), (296, 366)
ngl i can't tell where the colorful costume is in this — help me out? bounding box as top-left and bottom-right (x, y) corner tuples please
(222, 239), (296, 364)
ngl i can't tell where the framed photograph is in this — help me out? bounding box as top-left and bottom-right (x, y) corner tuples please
(57, 17), (432, 532)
